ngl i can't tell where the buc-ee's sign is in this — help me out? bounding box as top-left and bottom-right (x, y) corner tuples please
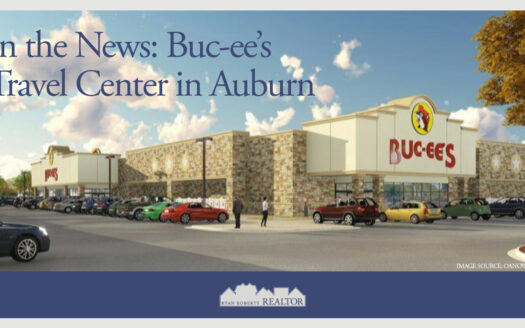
(389, 101), (456, 168)
(45, 168), (58, 182)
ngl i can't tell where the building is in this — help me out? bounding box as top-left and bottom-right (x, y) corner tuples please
(31, 146), (120, 198)
(32, 95), (525, 215)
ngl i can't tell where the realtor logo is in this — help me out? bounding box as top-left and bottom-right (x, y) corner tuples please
(220, 283), (306, 307)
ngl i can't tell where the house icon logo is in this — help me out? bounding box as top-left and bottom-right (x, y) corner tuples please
(220, 283), (306, 307)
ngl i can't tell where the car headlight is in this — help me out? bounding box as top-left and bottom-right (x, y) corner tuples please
(39, 227), (48, 236)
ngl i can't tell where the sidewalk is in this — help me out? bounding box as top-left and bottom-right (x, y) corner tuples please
(185, 214), (360, 233)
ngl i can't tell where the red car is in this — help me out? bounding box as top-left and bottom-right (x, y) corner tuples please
(160, 202), (229, 224)
(312, 197), (380, 226)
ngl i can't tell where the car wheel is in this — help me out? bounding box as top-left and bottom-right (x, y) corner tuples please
(134, 209), (144, 221)
(441, 211), (447, 220)
(90, 208), (95, 215)
(365, 219), (375, 226)
(451, 216), (458, 220)
(379, 213), (388, 222)
(31, 204), (36, 210)
(180, 213), (190, 224)
(12, 236), (39, 262)
(312, 212), (323, 224)
(515, 209), (524, 220)
(218, 213), (227, 223)
(410, 214), (419, 224)
(343, 213), (355, 226)
(64, 207), (72, 214)
(482, 214), (491, 221)
(470, 212), (480, 221)
(425, 220), (434, 224)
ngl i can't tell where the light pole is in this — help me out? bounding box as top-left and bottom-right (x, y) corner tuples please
(21, 171), (27, 197)
(105, 155), (116, 198)
(196, 137), (213, 204)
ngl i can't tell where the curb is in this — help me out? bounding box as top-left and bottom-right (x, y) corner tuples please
(507, 245), (525, 262)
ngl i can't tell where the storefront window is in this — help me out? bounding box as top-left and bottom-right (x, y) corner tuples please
(384, 182), (449, 208)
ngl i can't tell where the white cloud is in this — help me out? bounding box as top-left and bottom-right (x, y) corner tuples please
(42, 95), (125, 141)
(444, 100), (450, 106)
(449, 107), (514, 141)
(0, 11), (177, 111)
(280, 54), (304, 79)
(83, 121), (150, 155)
(0, 155), (30, 179)
(245, 107), (295, 136)
(209, 98), (217, 115)
(333, 39), (370, 77)
(312, 103), (342, 121)
(0, 97), (48, 113)
(157, 102), (216, 143)
(308, 68), (336, 104)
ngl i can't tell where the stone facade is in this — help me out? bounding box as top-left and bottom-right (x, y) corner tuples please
(114, 131), (525, 217)
(474, 140), (525, 198)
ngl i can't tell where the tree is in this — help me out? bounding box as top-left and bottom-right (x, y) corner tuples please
(11, 171), (32, 195)
(0, 176), (16, 195)
(473, 11), (525, 125)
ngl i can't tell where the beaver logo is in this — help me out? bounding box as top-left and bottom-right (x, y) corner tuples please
(411, 102), (434, 135)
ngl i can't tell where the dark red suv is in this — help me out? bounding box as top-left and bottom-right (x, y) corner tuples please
(313, 197), (380, 226)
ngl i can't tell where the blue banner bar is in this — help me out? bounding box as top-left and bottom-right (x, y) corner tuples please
(0, 272), (523, 318)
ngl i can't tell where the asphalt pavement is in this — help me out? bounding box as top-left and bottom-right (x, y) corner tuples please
(1, 206), (524, 271)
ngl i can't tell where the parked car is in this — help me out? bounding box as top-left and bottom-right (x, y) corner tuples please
(108, 200), (125, 217)
(119, 197), (152, 221)
(13, 197), (24, 208)
(160, 202), (229, 224)
(144, 201), (180, 221)
(0, 220), (50, 262)
(39, 197), (61, 210)
(441, 197), (491, 221)
(81, 198), (96, 214)
(0, 196), (15, 206)
(53, 198), (83, 214)
(380, 201), (441, 224)
(23, 198), (41, 210)
(93, 198), (118, 215)
(312, 198), (380, 226)
(489, 197), (525, 220)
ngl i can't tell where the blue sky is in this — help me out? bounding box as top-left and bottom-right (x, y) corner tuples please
(0, 11), (523, 178)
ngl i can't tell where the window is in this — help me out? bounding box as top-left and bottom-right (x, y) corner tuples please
(384, 182), (449, 208)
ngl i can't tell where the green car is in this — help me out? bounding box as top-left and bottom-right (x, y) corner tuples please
(441, 197), (492, 221)
(108, 200), (124, 216)
(143, 201), (180, 221)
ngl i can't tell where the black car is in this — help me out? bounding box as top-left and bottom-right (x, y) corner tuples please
(0, 196), (15, 206)
(0, 220), (50, 262)
(489, 197), (525, 219)
(22, 198), (41, 210)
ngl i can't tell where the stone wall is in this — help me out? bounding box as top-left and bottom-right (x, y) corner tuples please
(475, 140), (525, 198)
(115, 131), (246, 213)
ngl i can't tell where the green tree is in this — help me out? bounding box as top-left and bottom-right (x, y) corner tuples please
(0, 176), (16, 195)
(11, 171), (32, 195)
(473, 11), (525, 125)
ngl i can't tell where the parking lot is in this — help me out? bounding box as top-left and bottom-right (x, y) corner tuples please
(1, 205), (524, 271)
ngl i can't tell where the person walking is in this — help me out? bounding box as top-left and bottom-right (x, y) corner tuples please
(261, 197), (269, 227)
(233, 197), (243, 229)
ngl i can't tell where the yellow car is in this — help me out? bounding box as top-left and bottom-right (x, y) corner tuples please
(379, 201), (441, 224)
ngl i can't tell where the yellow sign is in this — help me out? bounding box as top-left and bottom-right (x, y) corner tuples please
(48, 148), (54, 166)
(411, 102), (434, 135)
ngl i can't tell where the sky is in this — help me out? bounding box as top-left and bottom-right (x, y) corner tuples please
(0, 11), (523, 179)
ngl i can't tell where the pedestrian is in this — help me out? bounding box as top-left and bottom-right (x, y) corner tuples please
(233, 196), (243, 229)
(261, 197), (269, 227)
